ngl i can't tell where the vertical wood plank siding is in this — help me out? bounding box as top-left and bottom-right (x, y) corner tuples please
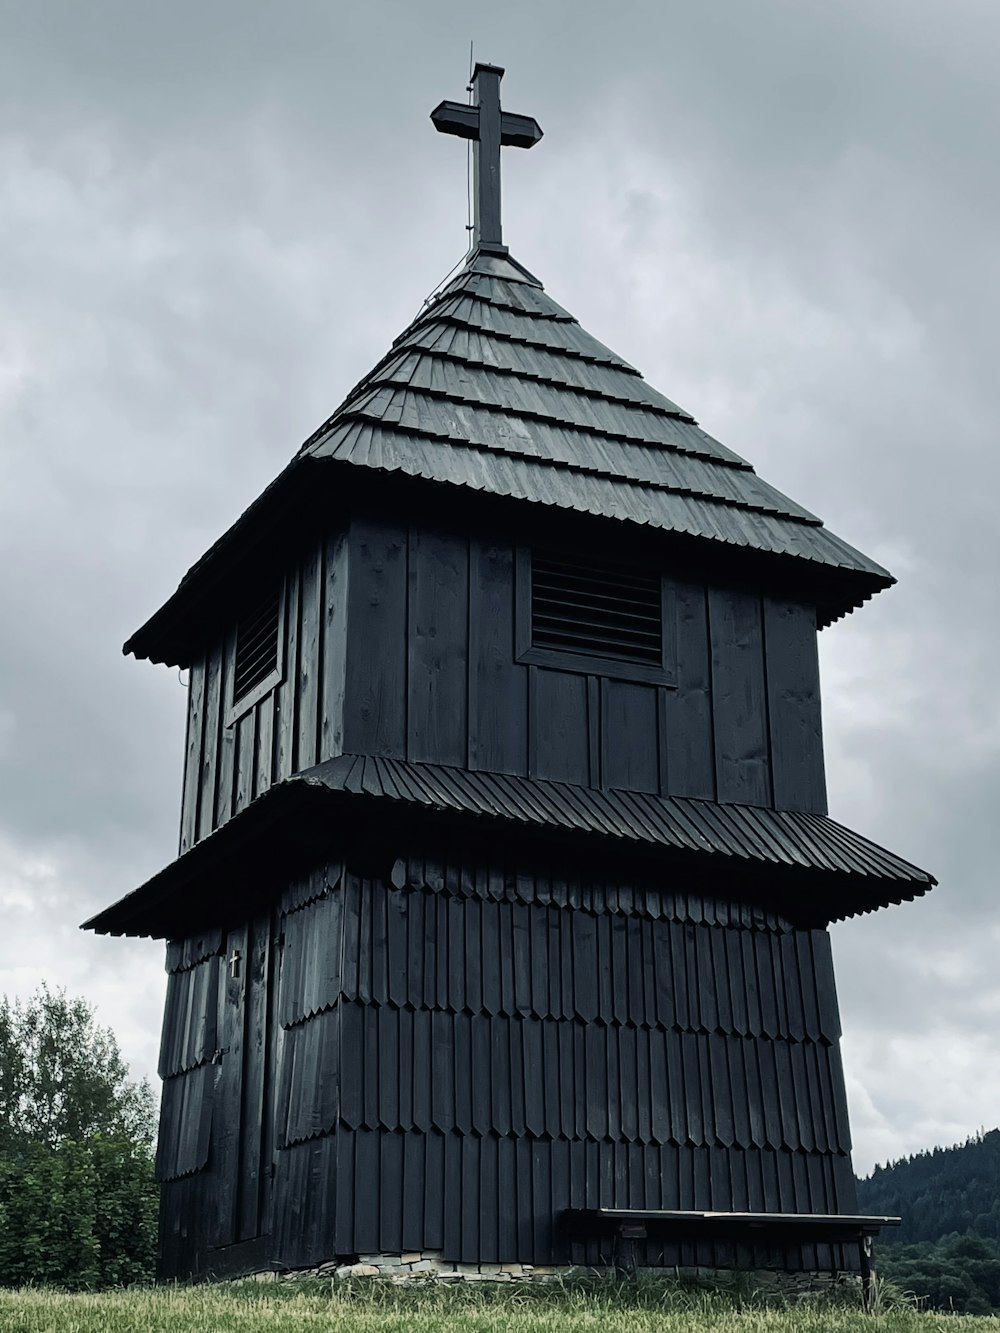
(601, 679), (659, 793)
(763, 599), (827, 813)
(343, 519), (408, 756)
(179, 537), (349, 852)
(321, 530), (350, 763)
(178, 518), (828, 847)
(296, 544), (324, 772)
(708, 588), (771, 808)
(178, 659), (205, 853)
(156, 857), (858, 1279)
(468, 541), (527, 774)
(407, 529), (469, 766)
(529, 667), (590, 784)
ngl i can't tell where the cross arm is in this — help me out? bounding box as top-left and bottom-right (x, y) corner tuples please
(431, 100), (543, 149)
(499, 111), (543, 149)
(431, 100), (479, 141)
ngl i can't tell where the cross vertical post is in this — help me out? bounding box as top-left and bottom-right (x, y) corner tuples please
(431, 62), (543, 254)
(472, 64), (503, 250)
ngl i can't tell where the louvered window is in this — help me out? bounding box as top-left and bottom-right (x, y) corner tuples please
(531, 553), (663, 666)
(231, 585), (283, 713)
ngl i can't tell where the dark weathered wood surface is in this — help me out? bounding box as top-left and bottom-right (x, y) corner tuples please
(764, 598), (827, 812)
(344, 519), (407, 756)
(529, 665), (589, 784)
(177, 513), (830, 849)
(468, 539), (527, 774)
(216, 631), (237, 827)
(238, 913), (270, 1243)
(208, 922), (247, 1249)
(601, 678), (659, 793)
(709, 588), (771, 807)
(297, 545), (323, 773)
(155, 853), (859, 1278)
(408, 529), (468, 766)
(321, 530), (349, 763)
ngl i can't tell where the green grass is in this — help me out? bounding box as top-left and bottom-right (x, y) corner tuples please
(2, 1278), (1000, 1333)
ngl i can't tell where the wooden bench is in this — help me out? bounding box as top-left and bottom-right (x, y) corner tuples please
(562, 1208), (901, 1310)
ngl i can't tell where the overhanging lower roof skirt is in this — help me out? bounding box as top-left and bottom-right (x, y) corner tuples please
(82, 756), (934, 938)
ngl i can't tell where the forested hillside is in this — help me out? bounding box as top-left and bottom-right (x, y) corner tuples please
(857, 1130), (1000, 1314)
(857, 1128), (1000, 1245)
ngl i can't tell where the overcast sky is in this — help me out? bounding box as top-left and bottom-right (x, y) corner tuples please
(1, 0), (997, 1178)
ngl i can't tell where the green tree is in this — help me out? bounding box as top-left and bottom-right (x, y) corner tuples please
(0, 984), (158, 1289)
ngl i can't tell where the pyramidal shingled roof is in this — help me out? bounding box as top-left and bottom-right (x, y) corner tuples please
(302, 249), (890, 580)
(126, 247), (892, 665)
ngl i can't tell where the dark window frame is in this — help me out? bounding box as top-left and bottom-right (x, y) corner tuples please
(514, 547), (677, 687)
(225, 581), (286, 727)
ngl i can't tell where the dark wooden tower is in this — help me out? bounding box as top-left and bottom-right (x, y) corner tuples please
(86, 65), (934, 1282)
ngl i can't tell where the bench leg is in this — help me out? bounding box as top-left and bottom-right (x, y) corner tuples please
(613, 1224), (646, 1278)
(859, 1234), (874, 1312)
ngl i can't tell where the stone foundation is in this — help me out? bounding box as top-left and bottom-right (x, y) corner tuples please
(261, 1250), (857, 1292)
(279, 1251), (555, 1282)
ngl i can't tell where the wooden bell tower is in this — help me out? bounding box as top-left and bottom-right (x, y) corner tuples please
(86, 64), (933, 1282)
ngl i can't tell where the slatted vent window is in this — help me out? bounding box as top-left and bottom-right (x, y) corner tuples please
(233, 587), (282, 705)
(531, 553), (662, 666)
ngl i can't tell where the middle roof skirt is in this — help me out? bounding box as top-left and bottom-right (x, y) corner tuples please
(83, 755), (935, 939)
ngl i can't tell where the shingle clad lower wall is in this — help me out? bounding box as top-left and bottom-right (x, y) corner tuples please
(273, 857), (856, 1270)
(155, 852), (859, 1278)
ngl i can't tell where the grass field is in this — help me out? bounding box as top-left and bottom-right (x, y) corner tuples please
(2, 1279), (1000, 1333)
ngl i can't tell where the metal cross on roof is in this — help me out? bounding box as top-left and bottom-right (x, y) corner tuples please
(431, 63), (543, 254)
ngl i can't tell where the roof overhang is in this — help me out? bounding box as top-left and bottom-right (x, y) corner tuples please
(123, 249), (898, 669)
(82, 756), (934, 939)
(123, 461), (893, 669)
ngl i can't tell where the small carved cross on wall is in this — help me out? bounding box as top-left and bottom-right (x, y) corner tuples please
(431, 63), (543, 254)
(228, 949), (241, 979)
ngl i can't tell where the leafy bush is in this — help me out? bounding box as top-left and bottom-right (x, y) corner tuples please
(0, 985), (158, 1288)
